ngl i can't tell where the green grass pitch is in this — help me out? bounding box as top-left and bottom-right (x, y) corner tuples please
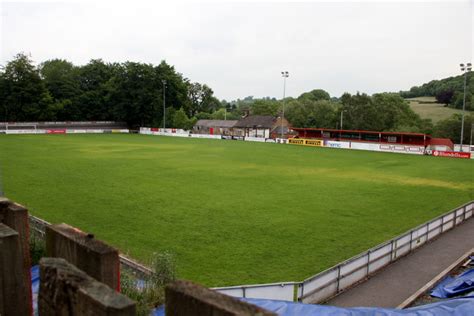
(0, 134), (472, 286)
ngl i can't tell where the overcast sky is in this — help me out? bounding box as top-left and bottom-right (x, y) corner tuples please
(1, 0), (472, 100)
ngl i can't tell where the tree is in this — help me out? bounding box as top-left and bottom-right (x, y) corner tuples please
(372, 93), (420, 131)
(286, 99), (338, 128)
(340, 92), (379, 130)
(298, 89), (331, 102)
(39, 59), (79, 100)
(0, 53), (53, 121)
(186, 82), (220, 117)
(107, 61), (160, 126)
(75, 59), (117, 121)
(435, 90), (454, 106)
(209, 108), (240, 120)
(250, 99), (280, 116)
(39, 59), (81, 120)
(434, 113), (474, 144)
(172, 108), (194, 130)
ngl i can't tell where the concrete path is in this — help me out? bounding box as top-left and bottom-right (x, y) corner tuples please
(325, 218), (474, 308)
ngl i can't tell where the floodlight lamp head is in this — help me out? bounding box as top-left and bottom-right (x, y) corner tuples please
(460, 63), (465, 67)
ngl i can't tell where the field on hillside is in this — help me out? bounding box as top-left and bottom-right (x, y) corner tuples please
(0, 134), (472, 287)
(407, 96), (465, 123)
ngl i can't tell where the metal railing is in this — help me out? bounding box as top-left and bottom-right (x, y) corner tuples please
(28, 201), (473, 303)
(212, 201), (473, 302)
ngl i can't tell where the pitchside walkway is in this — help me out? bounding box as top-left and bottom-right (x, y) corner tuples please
(325, 218), (474, 308)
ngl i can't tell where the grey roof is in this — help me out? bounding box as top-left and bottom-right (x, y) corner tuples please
(234, 116), (276, 128)
(194, 120), (238, 128)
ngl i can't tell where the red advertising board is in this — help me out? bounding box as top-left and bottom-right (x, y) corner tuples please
(47, 129), (66, 134)
(151, 128), (159, 132)
(432, 150), (471, 159)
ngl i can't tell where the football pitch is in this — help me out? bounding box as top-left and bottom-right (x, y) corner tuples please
(0, 134), (472, 286)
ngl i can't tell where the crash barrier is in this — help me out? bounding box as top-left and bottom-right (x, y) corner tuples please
(214, 201), (474, 303)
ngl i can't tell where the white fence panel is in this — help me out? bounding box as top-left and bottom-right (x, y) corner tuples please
(245, 284), (295, 301)
(83, 129), (104, 133)
(301, 281), (337, 304)
(442, 212), (454, 231)
(427, 218), (442, 240)
(214, 287), (244, 298)
(302, 268), (337, 295)
(339, 255), (368, 290)
(6, 129), (43, 134)
(394, 234), (411, 258)
(325, 141), (351, 149)
(368, 244), (392, 273)
(466, 206), (473, 219)
(245, 137), (267, 142)
(350, 142), (381, 151)
(190, 134), (221, 139)
(412, 225), (428, 248)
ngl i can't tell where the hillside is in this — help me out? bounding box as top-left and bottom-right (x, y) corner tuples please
(400, 72), (473, 111)
(407, 96), (465, 123)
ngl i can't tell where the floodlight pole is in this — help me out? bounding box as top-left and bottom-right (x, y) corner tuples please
(281, 71), (289, 139)
(340, 110), (344, 130)
(470, 123), (474, 151)
(459, 63), (472, 151)
(162, 80), (167, 129)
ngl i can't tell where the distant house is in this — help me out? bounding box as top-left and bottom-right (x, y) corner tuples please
(233, 115), (291, 138)
(193, 120), (238, 135)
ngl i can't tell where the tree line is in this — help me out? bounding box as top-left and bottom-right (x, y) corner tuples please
(1, 53), (472, 143)
(227, 89), (473, 144)
(400, 72), (473, 110)
(0, 53), (220, 129)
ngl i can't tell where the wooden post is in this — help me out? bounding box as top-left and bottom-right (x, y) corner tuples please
(39, 257), (135, 316)
(165, 280), (276, 316)
(0, 198), (32, 314)
(45, 223), (120, 291)
(0, 223), (30, 316)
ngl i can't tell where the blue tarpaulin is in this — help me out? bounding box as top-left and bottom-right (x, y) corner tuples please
(152, 296), (474, 316)
(32, 265), (474, 316)
(31, 265), (39, 316)
(431, 269), (474, 298)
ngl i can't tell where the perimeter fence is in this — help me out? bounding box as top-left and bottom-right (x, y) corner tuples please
(28, 201), (473, 303)
(214, 201), (473, 303)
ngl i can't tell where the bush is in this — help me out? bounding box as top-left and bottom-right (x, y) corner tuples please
(120, 251), (177, 316)
(29, 234), (46, 266)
